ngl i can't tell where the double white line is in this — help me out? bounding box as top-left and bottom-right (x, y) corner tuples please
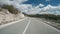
(22, 19), (31, 34)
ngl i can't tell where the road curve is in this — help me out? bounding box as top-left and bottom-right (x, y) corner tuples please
(0, 17), (60, 34)
(0, 18), (29, 34)
(25, 17), (60, 34)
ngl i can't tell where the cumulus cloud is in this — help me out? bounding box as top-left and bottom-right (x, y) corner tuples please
(39, 5), (60, 15)
(0, 0), (33, 12)
(18, 4), (33, 12)
(0, 0), (28, 6)
(25, 4), (44, 15)
(26, 4), (60, 15)
(0, 0), (27, 5)
(39, 4), (44, 7)
(35, 4), (44, 8)
(0, 0), (11, 5)
(0, 0), (60, 15)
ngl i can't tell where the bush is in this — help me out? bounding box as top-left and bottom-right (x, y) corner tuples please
(0, 8), (2, 11)
(27, 14), (60, 20)
(1, 5), (20, 14)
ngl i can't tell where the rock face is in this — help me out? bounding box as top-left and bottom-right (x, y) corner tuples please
(0, 8), (24, 25)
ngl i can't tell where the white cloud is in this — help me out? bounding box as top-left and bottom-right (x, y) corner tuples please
(18, 4), (33, 12)
(39, 4), (44, 7)
(26, 4), (60, 15)
(0, 0), (33, 12)
(25, 4), (43, 15)
(0, 0), (28, 5)
(12, 0), (28, 3)
(0, 0), (11, 5)
(39, 5), (60, 15)
(0, 0), (60, 15)
(35, 4), (44, 8)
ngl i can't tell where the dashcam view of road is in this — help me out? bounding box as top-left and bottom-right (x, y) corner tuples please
(0, 0), (60, 34)
(0, 17), (60, 34)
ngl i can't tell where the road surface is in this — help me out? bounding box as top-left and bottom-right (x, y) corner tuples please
(0, 17), (60, 34)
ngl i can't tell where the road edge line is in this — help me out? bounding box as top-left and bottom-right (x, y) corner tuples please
(0, 18), (27, 29)
(40, 20), (60, 32)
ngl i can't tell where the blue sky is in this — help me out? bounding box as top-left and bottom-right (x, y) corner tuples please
(0, 0), (60, 15)
(23, 0), (60, 6)
(21, 0), (60, 15)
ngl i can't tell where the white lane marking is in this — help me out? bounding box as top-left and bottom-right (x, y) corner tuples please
(22, 19), (31, 34)
(39, 19), (60, 32)
(0, 18), (27, 29)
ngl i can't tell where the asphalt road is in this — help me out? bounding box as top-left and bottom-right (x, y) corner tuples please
(0, 17), (60, 34)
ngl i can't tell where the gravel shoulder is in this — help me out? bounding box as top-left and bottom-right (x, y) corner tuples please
(34, 17), (60, 30)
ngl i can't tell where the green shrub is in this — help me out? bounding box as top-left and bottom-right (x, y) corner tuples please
(1, 5), (20, 14)
(0, 8), (2, 11)
(27, 14), (60, 20)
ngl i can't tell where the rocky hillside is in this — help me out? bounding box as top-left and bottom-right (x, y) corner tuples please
(0, 7), (24, 25)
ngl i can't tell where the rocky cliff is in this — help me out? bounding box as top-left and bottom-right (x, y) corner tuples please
(0, 7), (24, 25)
